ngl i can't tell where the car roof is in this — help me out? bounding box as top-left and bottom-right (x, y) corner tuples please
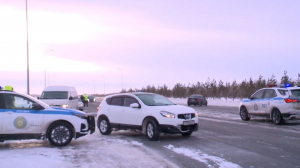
(106, 92), (154, 98)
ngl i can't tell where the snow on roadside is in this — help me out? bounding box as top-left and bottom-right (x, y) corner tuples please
(169, 98), (241, 107)
(0, 133), (179, 168)
(164, 145), (241, 168)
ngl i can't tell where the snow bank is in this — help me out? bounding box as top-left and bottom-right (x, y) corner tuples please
(169, 98), (241, 107)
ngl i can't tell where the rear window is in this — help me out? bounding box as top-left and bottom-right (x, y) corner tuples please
(40, 91), (68, 99)
(291, 89), (300, 97)
(189, 95), (203, 98)
(278, 89), (288, 96)
(110, 97), (123, 106)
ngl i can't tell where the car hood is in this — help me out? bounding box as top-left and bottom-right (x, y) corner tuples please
(50, 107), (86, 115)
(39, 99), (69, 106)
(145, 105), (195, 114)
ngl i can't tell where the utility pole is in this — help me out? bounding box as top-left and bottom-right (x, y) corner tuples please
(26, 0), (30, 94)
(44, 49), (53, 88)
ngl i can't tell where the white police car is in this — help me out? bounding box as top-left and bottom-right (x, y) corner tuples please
(239, 84), (300, 125)
(0, 89), (95, 146)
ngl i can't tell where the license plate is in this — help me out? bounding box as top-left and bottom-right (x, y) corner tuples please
(190, 99), (195, 102)
(183, 120), (195, 125)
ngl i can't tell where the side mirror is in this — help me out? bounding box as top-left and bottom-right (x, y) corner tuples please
(69, 96), (73, 100)
(130, 103), (140, 108)
(32, 103), (44, 110)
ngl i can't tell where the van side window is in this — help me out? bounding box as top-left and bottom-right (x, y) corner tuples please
(111, 97), (123, 106)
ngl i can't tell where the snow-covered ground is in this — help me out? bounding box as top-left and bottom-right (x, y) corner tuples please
(169, 98), (241, 107)
(0, 132), (179, 168)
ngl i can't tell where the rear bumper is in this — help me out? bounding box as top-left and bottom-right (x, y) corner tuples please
(160, 124), (198, 134)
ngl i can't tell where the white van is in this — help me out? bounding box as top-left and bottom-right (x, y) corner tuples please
(39, 85), (79, 110)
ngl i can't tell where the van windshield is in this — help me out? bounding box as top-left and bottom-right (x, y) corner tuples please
(40, 91), (68, 99)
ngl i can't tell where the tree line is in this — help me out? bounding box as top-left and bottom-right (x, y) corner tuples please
(121, 71), (300, 99)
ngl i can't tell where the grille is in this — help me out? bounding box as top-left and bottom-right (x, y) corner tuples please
(178, 113), (195, 119)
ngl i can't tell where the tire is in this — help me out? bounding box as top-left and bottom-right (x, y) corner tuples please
(240, 106), (250, 121)
(146, 120), (160, 141)
(205, 102), (208, 106)
(98, 117), (112, 135)
(271, 109), (284, 125)
(188, 103), (190, 106)
(47, 121), (73, 146)
(182, 132), (192, 136)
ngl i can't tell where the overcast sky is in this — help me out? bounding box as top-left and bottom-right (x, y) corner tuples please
(1, 0), (300, 95)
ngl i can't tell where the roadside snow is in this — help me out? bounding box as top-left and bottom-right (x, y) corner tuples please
(169, 98), (240, 107)
(0, 132), (179, 168)
(164, 145), (241, 168)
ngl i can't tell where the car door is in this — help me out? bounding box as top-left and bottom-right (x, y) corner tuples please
(106, 96), (123, 124)
(247, 89), (265, 114)
(121, 96), (143, 126)
(261, 89), (277, 115)
(2, 94), (44, 134)
(0, 94), (5, 134)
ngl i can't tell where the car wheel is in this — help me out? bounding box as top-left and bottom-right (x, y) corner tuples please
(182, 132), (192, 136)
(47, 121), (73, 146)
(188, 103), (190, 106)
(99, 117), (112, 135)
(146, 120), (160, 141)
(205, 102), (207, 106)
(240, 106), (250, 121)
(271, 109), (284, 125)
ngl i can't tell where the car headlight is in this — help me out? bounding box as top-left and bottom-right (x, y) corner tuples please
(160, 111), (175, 118)
(195, 113), (198, 117)
(62, 104), (69, 108)
(79, 103), (83, 106)
(72, 113), (88, 119)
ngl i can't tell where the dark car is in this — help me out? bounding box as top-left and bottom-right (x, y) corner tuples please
(187, 94), (207, 106)
(88, 96), (96, 102)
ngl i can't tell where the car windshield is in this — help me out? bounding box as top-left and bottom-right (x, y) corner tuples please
(291, 89), (300, 97)
(135, 94), (174, 106)
(40, 91), (68, 99)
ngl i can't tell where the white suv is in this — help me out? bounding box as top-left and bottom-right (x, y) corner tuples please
(96, 92), (199, 140)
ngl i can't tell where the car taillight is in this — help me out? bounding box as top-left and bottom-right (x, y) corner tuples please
(197, 99), (200, 101)
(284, 99), (299, 103)
(97, 106), (100, 111)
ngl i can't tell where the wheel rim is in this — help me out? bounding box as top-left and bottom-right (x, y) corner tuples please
(147, 123), (154, 138)
(240, 108), (247, 119)
(272, 110), (280, 123)
(51, 125), (70, 144)
(100, 120), (108, 132)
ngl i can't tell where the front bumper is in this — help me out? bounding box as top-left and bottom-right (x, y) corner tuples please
(160, 124), (198, 134)
(75, 116), (95, 139)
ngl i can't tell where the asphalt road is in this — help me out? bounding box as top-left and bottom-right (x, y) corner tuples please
(86, 102), (300, 168)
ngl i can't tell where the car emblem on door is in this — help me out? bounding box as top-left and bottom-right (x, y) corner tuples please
(184, 114), (191, 120)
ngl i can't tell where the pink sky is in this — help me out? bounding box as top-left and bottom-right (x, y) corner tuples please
(1, 0), (300, 95)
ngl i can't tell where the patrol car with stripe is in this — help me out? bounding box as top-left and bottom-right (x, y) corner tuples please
(239, 84), (300, 125)
(0, 86), (95, 146)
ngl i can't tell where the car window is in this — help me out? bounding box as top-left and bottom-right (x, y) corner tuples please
(3, 94), (36, 110)
(264, 89), (277, 98)
(0, 94), (5, 109)
(110, 97), (123, 106)
(40, 91), (68, 99)
(278, 89), (288, 96)
(135, 94), (174, 106)
(124, 97), (138, 107)
(291, 89), (300, 97)
(252, 90), (265, 99)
